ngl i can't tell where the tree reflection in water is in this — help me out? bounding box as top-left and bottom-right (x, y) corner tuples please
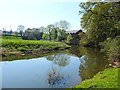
(79, 48), (108, 80)
(47, 67), (64, 85)
(46, 45), (109, 84)
(46, 53), (70, 67)
(68, 46), (108, 81)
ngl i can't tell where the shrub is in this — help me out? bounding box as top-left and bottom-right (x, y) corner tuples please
(100, 36), (120, 60)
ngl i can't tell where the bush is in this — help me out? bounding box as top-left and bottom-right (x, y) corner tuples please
(100, 36), (120, 60)
(79, 32), (90, 46)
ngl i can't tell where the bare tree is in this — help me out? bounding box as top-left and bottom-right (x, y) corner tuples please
(17, 25), (25, 37)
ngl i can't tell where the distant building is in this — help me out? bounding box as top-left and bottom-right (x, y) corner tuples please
(66, 29), (83, 34)
(2, 30), (15, 35)
(66, 30), (79, 34)
(66, 29), (83, 45)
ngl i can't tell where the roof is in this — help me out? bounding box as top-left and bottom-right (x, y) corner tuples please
(66, 30), (79, 34)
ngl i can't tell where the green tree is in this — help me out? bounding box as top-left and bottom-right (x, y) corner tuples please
(46, 24), (55, 41)
(100, 36), (120, 61)
(42, 33), (49, 40)
(23, 28), (35, 40)
(66, 34), (73, 44)
(33, 28), (43, 40)
(55, 20), (70, 41)
(51, 28), (58, 40)
(79, 2), (120, 46)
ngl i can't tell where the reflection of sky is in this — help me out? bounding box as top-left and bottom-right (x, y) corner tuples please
(1, 53), (82, 88)
(79, 55), (86, 64)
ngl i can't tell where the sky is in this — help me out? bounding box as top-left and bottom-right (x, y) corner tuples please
(0, 0), (88, 31)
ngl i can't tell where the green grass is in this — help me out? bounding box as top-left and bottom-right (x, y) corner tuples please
(2, 39), (70, 51)
(73, 67), (119, 88)
(1, 35), (71, 61)
(2, 35), (22, 39)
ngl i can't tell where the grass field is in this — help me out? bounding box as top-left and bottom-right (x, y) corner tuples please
(1, 35), (71, 61)
(2, 35), (22, 39)
(1, 35), (70, 51)
(2, 39), (70, 51)
(73, 67), (119, 88)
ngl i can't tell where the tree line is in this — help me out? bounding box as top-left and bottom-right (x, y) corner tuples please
(15, 20), (73, 42)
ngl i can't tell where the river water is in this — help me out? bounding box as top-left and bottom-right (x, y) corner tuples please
(1, 46), (109, 88)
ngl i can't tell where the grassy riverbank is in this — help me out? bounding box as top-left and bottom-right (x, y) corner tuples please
(2, 39), (70, 51)
(73, 67), (119, 88)
(1, 36), (71, 61)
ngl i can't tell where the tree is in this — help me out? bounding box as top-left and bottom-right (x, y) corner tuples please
(22, 27), (44, 40)
(42, 33), (49, 40)
(59, 20), (70, 31)
(51, 28), (58, 40)
(22, 28), (35, 40)
(39, 26), (44, 32)
(79, 2), (120, 46)
(54, 20), (70, 41)
(66, 34), (73, 44)
(17, 25), (25, 37)
(46, 24), (55, 41)
(33, 28), (41, 40)
(3, 28), (6, 35)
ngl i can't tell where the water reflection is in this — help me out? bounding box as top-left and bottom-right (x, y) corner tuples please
(68, 46), (86, 57)
(48, 67), (64, 85)
(1, 46), (109, 88)
(46, 53), (70, 67)
(68, 46), (108, 80)
(47, 66), (66, 88)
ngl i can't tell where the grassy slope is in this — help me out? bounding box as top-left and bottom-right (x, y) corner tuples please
(74, 67), (119, 88)
(2, 39), (70, 50)
(1, 35), (70, 51)
(1, 35), (71, 61)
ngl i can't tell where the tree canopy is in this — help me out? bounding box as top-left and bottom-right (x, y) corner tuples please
(79, 2), (120, 43)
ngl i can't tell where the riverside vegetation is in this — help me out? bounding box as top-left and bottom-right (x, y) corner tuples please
(1, 35), (70, 61)
(74, 67), (119, 88)
(1, 20), (72, 61)
(72, 1), (120, 89)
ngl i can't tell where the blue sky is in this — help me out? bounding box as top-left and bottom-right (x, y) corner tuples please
(0, 0), (87, 31)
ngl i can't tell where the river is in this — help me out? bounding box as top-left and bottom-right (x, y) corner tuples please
(1, 46), (109, 88)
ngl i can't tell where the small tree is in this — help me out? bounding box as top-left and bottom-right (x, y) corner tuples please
(22, 28), (35, 40)
(57, 20), (70, 41)
(46, 24), (55, 41)
(66, 34), (73, 44)
(17, 25), (25, 37)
